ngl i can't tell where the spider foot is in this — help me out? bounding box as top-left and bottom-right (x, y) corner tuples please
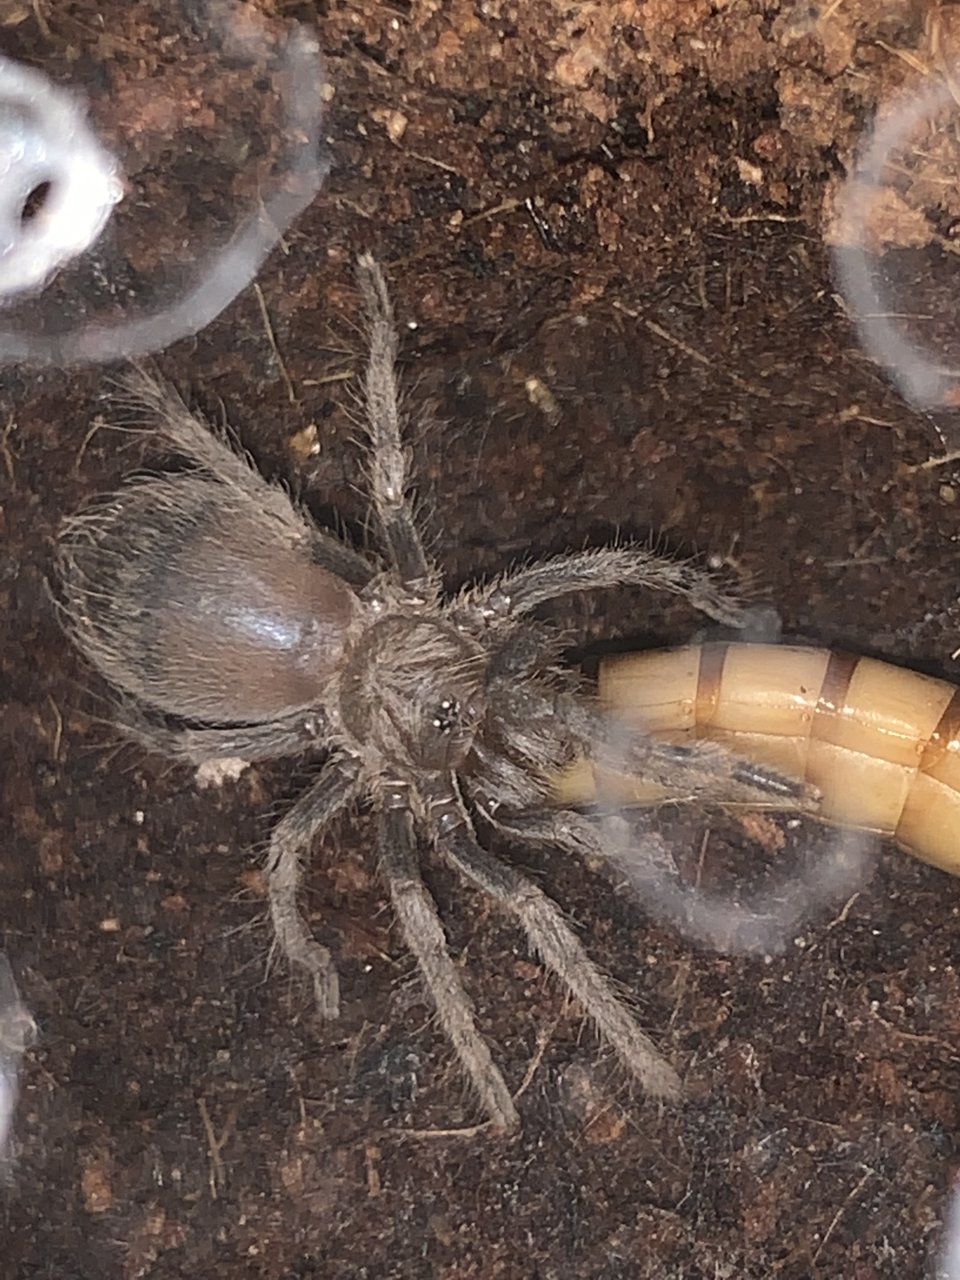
(308, 954), (341, 1021)
(272, 915), (341, 1019)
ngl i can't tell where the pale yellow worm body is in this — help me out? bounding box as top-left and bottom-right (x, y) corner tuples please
(554, 643), (960, 876)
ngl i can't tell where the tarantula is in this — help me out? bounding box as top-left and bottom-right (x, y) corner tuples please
(59, 257), (806, 1130)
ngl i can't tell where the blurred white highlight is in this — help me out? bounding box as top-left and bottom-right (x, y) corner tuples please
(940, 1176), (960, 1279)
(832, 75), (960, 413)
(0, 2), (330, 364)
(600, 810), (874, 956)
(590, 709), (876, 956)
(0, 954), (35, 1175)
(0, 57), (121, 297)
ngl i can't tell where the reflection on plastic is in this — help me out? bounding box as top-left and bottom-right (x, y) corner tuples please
(600, 813), (873, 956)
(941, 1177), (960, 1279)
(589, 707), (875, 956)
(0, 954), (35, 1177)
(0, 56), (121, 296)
(0, 1), (329, 365)
(832, 74), (960, 419)
(560, 650), (879, 957)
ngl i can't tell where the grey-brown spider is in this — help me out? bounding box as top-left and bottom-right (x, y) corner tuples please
(59, 257), (805, 1130)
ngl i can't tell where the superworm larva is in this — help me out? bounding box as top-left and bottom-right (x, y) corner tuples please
(555, 642), (960, 876)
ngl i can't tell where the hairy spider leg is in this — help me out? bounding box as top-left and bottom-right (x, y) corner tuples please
(266, 755), (364, 1019)
(111, 699), (328, 765)
(558, 694), (814, 805)
(475, 643), (812, 810)
(121, 369), (375, 588)
(434, 791), (681, 1100)
(473, 545), (749, 628)
(356, 254), (433, 592)
(379, 788), (520, 1129)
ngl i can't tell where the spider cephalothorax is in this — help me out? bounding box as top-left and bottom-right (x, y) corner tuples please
(59, 257), (806, 1130)
(338, 613), (488, 774)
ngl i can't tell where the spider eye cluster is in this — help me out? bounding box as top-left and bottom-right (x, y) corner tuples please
(424, 693), (481, 771)
(339, 616), (487, 774)
(431, 698), (460, 735)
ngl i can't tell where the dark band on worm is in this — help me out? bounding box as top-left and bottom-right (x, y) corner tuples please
(921, 687), (960, 773)
(695, 641), (729, 729)
(810, 650), (859, 746)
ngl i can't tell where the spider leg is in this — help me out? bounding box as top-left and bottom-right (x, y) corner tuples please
(115, 369), (249, 477)
(472, 673), (813, 819)
(469, 546), (746, 627)
(431, 793), (681, 1101)
(488, 808), (603, 860)
(355, 255), (433, 593)
(483, 626), (560, 685)
(113, 699), (330, 765)
(115, 370), (373, 586)
(560, 695), (814, 806)
(309, 528), (378, 590)
(378, 785), (519, 1130)
(266, 754), (364, 1019)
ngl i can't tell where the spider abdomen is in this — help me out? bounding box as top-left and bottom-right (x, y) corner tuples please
(60, 473), (361, 723)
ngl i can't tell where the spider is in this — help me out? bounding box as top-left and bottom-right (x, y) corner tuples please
(58, 257), (807, 1130)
